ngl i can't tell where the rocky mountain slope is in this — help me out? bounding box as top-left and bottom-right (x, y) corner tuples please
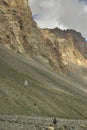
(0, 0), (87, 120)
(0, 0), (87, 72)
(0, 0), (44, 55)
(41, 28), (87, 68)
(0, 42), (87, 119)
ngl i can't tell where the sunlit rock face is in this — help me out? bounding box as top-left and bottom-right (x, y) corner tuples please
(0, 0), (87, 73)
(0, 0), (44, 56)
(41, 28), (87, 68)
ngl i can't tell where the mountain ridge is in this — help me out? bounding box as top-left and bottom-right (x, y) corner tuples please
(0, 0), (87, 119)
(0, 0), (87, 71)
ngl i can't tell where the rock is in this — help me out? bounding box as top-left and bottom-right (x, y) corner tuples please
(0, 0), (87, 73)
(48, 126), (55, 130)
(24, 80), (28, 86)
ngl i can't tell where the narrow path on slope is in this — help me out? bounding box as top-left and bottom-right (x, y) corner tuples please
(0, 115), (87, 130)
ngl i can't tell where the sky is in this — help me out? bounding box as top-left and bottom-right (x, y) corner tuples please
(29, 0), (87, 38)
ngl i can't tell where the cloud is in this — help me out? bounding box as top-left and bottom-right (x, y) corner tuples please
(29, 0), (87, 38)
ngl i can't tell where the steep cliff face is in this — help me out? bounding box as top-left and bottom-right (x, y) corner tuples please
(0, 0), (87, 72)
(50, 28), (87, 59)
(0, 0), (44, 56)
(41, 29), (87, 68)
(66, 30), (87, 59)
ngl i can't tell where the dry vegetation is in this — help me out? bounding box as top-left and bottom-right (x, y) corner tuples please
(0, 44), (87, 119)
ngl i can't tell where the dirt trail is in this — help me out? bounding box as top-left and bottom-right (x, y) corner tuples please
(0, 116), (87, 130)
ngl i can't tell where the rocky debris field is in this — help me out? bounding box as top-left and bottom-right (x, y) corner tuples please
(0, 116), (87, 130)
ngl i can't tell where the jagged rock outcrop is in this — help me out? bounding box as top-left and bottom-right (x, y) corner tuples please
(50, 28), (87, 59)
(41, 28), (87, 68)
(65, 29), (87, 59)
(0, 0), (44, 56)
(0, 0), (87, 73)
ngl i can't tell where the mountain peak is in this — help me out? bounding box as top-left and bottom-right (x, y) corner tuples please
(0, 0), (87, 71)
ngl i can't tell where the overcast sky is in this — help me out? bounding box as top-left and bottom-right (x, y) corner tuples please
(29, 0), (87, 38)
